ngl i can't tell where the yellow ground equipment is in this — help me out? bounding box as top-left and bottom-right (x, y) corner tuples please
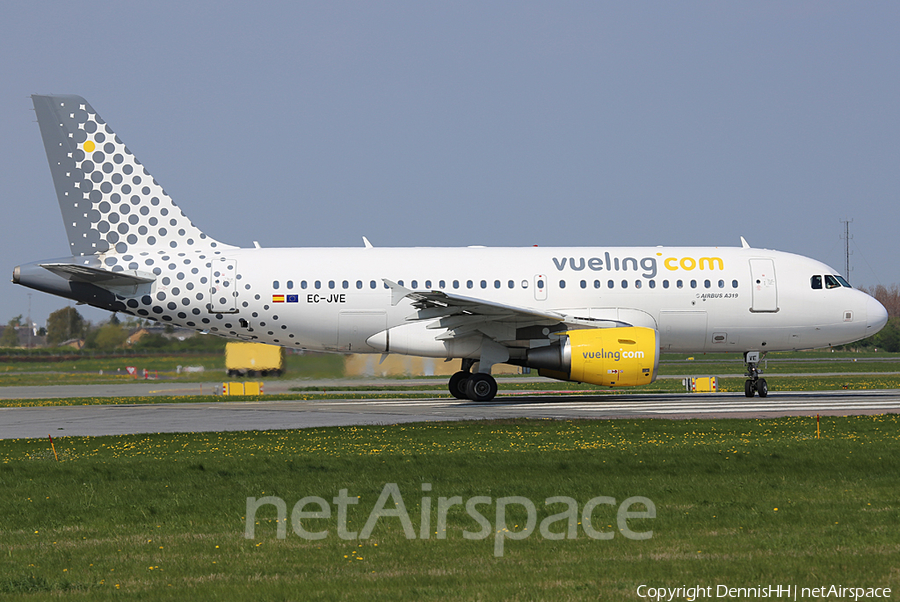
(221, 382), (264, 395)
(686, 377), (718, 392)
(225, 342), (284, 377)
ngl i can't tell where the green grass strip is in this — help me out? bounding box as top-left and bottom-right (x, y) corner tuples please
(0, 416), (898, 600)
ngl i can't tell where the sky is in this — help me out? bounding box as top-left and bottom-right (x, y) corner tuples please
(2, 1), (898, 326)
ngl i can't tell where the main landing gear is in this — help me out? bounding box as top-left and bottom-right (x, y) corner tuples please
(743, 351), (768, 398)
(448, 359), (498, 402)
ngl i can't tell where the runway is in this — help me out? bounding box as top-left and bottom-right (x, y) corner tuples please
(2, 389), (899, 440)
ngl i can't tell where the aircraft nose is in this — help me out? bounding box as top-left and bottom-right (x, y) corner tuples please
(866, 295), (889, 334)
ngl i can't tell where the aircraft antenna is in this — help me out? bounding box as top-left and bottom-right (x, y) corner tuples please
(840, 218), (853, 283)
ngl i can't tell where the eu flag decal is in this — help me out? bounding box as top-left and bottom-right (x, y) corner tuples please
(287, 294), (299, 303)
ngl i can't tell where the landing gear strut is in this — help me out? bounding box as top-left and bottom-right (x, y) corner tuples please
(743, 351), (768, 398)
(447, 359), (498, 402)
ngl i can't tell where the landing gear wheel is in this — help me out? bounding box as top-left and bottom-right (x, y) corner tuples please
(745, 380), (754, 397)
(757, 378), (768, 398)
(465, 373), (498, 402)
(448, 371), (470, 400)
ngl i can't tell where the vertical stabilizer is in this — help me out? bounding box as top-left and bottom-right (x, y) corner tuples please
(32, 94), (231, 256)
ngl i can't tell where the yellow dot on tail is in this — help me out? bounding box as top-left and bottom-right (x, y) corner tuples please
(83, 140), (95, 153)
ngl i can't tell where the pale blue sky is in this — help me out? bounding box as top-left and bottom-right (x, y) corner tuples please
(2, 1), (898, 325)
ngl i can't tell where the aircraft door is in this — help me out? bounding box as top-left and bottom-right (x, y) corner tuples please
(534, 274), (547, 301)
(209, 258), (238, 313)
(749, 259), (778, 312)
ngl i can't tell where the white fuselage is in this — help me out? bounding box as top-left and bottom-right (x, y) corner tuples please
(166, 244), (882, 358)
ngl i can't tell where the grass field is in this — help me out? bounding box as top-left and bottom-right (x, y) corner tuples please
(0, 353), (345, 386)
(2, 373), (900, 409)
(1, 416), (898, 600)
(0, 350), (898, 388)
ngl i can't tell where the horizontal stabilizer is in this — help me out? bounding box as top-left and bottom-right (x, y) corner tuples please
(40, 263), (156, 286)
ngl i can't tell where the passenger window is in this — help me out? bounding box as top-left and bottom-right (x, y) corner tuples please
(439, 280), (446, 288)
(342, 280), (349, 289)
(594, 280), (601, 289)
(677, 280), (683, 289)
(704, 280), (711, 288)
(537, 279), (544, 288)
(480, 280), (487, 289)
(663, 280), (669, 289)
(621, 280), (628, 289)
(635, 280), (642, 289)
(453, 280), (460, 289)
(398, 280), (404, 287)
(370, 280), (377, 289)
(329, 280), (335, 289)
(811, 275), (822, 289)
(315, 280), (321, 289)
(273, 280), (279, 290)
(649, 280), (656, 289)
(718, 279), (724, 288)
(732, 280), (739, 288)
(580, 280), (587, 289)
(301, 280), (307, 289)
(356, 280), (363, 289)
(508, 280), (515, 289)
(287, 280), (293, 290)
(466, 280), (473, 289)
(825, 275), (841, 289)
(425, 280), (432, 289)
(608, 280), (614, 288)
(522, 280), (529, 289)
(559, 280), (566, 289)
(411, 280), (418, 289)
(494, 280), (501, 289)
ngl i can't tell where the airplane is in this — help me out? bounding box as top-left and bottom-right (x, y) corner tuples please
(13, 95), (889, 401)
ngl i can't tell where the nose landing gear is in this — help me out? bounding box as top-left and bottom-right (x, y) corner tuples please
(743, 351), (768, 398)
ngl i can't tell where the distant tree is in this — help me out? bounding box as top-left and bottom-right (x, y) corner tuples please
(0, 317), (21, 347)
(131, 333), (168, 350)
(90, 323), (129, 351)
(872, 318), (900, 353)
(109, 313), (121, 326)
(46, 307), (86, 346)
(860, 284), (900, 318)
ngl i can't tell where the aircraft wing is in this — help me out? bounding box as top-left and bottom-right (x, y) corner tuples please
(384, 279), (628, 343)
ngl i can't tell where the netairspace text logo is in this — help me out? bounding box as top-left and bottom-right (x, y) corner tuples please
(244, 483), (655, 557)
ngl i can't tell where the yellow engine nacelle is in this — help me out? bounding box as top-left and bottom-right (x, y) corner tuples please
(533, 327), (659, 387)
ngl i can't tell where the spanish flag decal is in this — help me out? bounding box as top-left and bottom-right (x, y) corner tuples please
(272, 294), (285, 303)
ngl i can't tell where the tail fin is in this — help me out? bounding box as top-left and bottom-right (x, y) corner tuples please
(31, 94), (231, 256)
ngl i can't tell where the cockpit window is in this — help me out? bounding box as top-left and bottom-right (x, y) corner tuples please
(835, 275), (852, 288)
(811, 275), (822, 289)
(824, 275), (841, 289)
